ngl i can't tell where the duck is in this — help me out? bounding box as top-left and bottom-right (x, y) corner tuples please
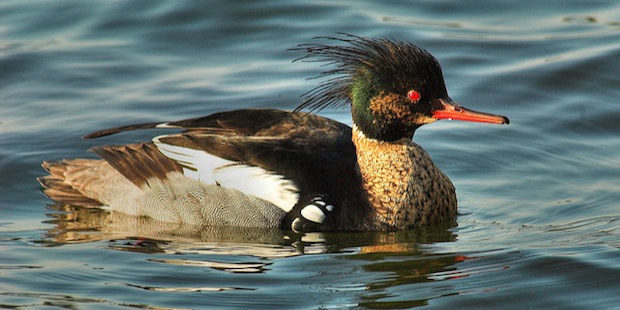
(38, 34), (509, 232)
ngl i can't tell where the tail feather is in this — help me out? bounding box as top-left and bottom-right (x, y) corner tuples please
(38, 142), (184, 207)
(38, 160), (102, 207)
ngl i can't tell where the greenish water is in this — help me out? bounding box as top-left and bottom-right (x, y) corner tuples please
(1, 1), (620, 308)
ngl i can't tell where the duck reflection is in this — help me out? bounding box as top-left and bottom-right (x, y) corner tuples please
(43, 203), (465, 307)
(44, 203), (456, 251)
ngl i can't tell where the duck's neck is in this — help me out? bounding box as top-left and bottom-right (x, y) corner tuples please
(351, 125), (458, 229)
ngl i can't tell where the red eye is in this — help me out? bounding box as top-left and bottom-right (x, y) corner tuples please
(407, 90), (421, 102)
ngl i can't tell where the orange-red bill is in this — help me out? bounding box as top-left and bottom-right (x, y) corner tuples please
(432, 98), (509, 125)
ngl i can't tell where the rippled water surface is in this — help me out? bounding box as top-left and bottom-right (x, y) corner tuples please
(2, 1), (620, 309)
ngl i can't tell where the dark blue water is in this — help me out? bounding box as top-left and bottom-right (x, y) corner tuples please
(2, 1), (620, 309)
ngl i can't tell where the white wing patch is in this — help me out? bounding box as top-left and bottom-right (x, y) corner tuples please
(153, 135), (299, 212)
(155, 122), (175, 129)
(213, 164), (299, 212)
(153, 135), (232, 182)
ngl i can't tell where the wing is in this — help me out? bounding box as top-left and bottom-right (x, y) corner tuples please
(84, 109), (365, 230)
(149, 110), (360, 214)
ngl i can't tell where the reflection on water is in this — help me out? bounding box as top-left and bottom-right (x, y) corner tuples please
(34, 201), (620, 308)
(37, 202), (475, 308)
(43, 202), (457, 252)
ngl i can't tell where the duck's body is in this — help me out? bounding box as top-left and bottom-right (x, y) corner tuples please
(39, 35), (508, 232)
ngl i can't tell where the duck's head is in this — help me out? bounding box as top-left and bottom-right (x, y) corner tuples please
(294, 34), (509, 141)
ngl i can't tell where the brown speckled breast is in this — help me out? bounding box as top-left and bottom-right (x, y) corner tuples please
(352, 125), (457, 229)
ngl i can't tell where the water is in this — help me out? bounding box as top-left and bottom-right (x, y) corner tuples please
(2, 0), (620, 308)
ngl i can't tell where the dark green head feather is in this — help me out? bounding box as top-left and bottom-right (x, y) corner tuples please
(293, 33), (448, 112)
(292, 34), (450, 141)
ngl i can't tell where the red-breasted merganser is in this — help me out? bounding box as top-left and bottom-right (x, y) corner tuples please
(39, 34), (508, 232)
